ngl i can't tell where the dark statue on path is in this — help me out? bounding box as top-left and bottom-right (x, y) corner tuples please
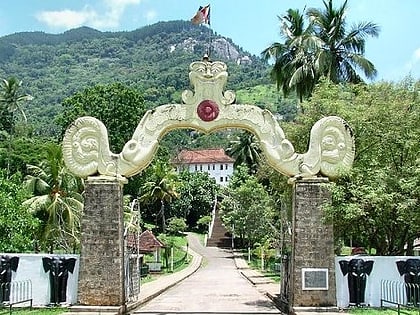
(396, 258), (420, 306)
(0, 255), (19, 302)
(42, 257), (76, 305)
(339, 258), (374, 306)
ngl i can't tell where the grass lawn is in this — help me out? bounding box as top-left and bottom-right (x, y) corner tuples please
(243, 252), (281, 283)
(0, 307), (66, 315)
(348, 307), (419, 314)
(141, 233), (192, 283)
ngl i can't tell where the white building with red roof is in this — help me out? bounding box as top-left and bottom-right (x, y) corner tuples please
(172, 149), (235, 186)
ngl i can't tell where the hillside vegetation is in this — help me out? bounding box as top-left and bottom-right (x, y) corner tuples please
(0, 20), (273, 137)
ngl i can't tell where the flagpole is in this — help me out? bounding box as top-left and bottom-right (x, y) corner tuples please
(207, 24), (212, 59)
(207, 5), (212, 60)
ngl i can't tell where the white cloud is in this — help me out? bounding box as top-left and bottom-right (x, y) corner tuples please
(405, 47), (420, 72)
(36, 0), (142, 30)
(145, 10), (157, 23)
(413, 48), (420, 62)
(36, 7), (97, 29)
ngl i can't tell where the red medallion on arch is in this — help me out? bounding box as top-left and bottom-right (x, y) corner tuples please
(197, 100), (219, 122)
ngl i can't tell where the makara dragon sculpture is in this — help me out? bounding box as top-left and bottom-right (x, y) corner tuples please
(62, 59), (355, 181)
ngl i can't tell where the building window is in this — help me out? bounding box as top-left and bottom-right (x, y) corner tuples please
(225, 177), (228, 182)
(212, 164), (215, 170)
(200, 165), (202, 171)
(220, 164), (223, 170)
(208, 165), (210, 170)
(225, 164), (228, 170)
(195, 165), (198, 171)
(220, 177), (224, 182)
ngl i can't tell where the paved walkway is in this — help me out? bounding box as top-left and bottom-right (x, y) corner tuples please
(66, 234), (347, 314)
(132, 234), (279, 311)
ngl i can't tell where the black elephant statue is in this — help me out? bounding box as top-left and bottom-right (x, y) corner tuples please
(396, 258), (420, 305)
(339, 258), (374, 306)
(0, 255), (19, 303)
(42, 256), (76, 305)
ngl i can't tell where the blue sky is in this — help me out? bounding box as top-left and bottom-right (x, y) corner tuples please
(0, 0), (419, 82)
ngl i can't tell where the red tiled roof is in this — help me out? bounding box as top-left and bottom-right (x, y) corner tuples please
(172, 149), (234, 164)
(126, 230), (165, 252)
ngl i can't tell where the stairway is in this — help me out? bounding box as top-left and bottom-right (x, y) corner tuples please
(207, 209), (232, 248)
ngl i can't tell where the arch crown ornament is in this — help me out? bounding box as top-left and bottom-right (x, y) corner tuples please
(63, 59), (355, 181)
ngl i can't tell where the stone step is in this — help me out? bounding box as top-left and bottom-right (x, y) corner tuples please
(66, 305), (122, 315)
(207, 209), (231, 248)
(207, 237), (231, 248)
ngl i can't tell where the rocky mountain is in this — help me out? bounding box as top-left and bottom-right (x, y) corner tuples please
(0, 20), (271, 137)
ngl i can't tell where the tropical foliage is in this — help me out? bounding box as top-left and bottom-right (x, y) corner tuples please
(0, 2), (417, 259)
(0, 171), (39, 252)
(226, 131), (262, 174)
(220, 166), (277, 247)
(23, 143), (84, 253)
(169, 171), (219, 230)
(0, 77), (33, 177)
(0, 77), (32, 133)
(295, 79), (420, 255)
(262, 0), (379, 101)
(140, 160), (180, 233)
(0, 21), (269, 138)
(57, 82), (147, 152)
(307, 0), (379, 83)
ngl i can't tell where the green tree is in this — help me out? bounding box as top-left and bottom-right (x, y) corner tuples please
(196, 215), (212, 233)
(262, 8), (319, 102)
(307, 0), (380, 83)
(256, 163), (293, 254)
(57, 82), (146, 152)
(167, 217), (187, 235)
(0, 171), (40, 252)
(0, 77), (33, 177)
(293, 79), (420, 255)
(140, 160), (179, 233)
(0, 136), (54, 176)
(169, 171), (219, 230)
(220, 173), (276, 248)
(262, 0), (379, 101)
(0, 77), (33, 132)
(23, 143), (84, 253)
(226, 131), (262, 174)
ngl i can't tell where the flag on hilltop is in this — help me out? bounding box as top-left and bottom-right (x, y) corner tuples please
(191, 4), (210, 25)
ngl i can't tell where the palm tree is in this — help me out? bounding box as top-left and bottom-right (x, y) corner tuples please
(23, 143), (84, 253)
(0, 77), (33, 132)
(227, 131), (262, 174)
(307, 0), (380, 83)
(262, 8), (321, 103)
(140, 160), (179, 233)
(262, 1), (379, 101)
(0, 77), (33, 177)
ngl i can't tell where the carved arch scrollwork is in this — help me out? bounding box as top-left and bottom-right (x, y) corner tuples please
(63, 60), (355, 181)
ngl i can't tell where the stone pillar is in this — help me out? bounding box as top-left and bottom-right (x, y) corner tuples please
(290, 178), (336, 313)
(78, 176), (126, 308)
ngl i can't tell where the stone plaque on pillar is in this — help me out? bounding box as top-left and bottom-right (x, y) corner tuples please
(290, 178), (336, 312)
(78, 176), (126, 307)
(302, 268), (328, 290)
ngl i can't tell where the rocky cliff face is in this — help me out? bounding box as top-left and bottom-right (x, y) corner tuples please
(171, 36), (252, 64)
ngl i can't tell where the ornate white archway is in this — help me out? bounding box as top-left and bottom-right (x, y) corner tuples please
(62, 58), (355, 310)
(62, 59), (354, 181)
